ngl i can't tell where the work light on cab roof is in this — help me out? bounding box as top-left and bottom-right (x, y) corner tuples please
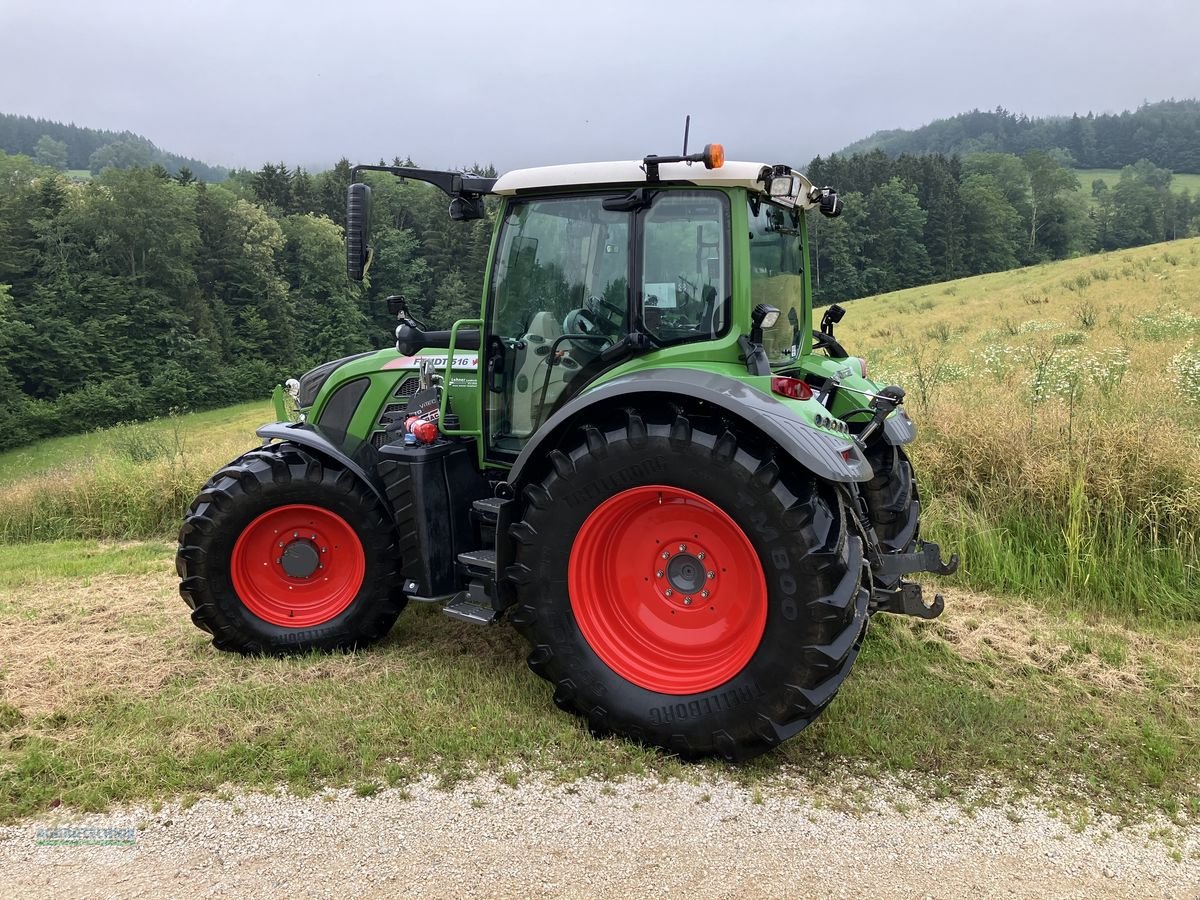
(177, 132), (957, 765)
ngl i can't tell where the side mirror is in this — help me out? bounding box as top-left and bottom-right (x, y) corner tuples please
(448, 195), (485, 221)
(818, 187), (843, 219)
(346, 182), (372, 280)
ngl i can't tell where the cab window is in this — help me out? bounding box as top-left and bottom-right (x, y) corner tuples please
(640, 191), (729, 345)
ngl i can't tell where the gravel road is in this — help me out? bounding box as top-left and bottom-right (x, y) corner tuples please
(2, 773), (1196, 899)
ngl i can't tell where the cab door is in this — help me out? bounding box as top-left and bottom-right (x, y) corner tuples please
(483, 194), (631, 458)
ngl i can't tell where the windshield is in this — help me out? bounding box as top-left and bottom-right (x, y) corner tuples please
(748, 199), (806, 364)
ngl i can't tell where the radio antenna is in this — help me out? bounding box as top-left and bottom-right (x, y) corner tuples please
(682, 115), (691, 155)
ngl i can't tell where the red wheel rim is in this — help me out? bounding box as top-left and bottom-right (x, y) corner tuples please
(568, 485), (768, 695)
(230, 504), (365, 628)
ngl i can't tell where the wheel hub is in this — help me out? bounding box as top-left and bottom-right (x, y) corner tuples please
(664, 551), (706, 595)
(280, 539), (320, 579)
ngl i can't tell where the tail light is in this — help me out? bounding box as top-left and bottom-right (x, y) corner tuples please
(770, 376), (813, 401)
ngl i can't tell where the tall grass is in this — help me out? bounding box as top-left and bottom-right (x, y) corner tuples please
(849, 238), (1200, 622)
(0, 406), (269, 543)
(914, 397), (1199, 620)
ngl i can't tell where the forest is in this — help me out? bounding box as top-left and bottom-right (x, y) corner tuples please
(0, 100), (1197, 450)
(805, 149), (1192, 302)
(0, 113), (226, 181)
(839, 99), (1200, 172)
(0, 153), (493, 450)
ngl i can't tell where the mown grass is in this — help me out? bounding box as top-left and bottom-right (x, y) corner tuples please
(0, 542), (1195, 823)
(839, 237), (1200, 622)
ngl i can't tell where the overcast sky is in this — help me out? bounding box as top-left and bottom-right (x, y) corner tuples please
(3, 0), (1198, 173)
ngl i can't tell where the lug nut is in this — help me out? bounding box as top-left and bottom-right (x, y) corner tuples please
(678, 544), (687, 552)
(697, 551), (706, 560)
(656, 570), (664, 578)
(275, 557), (281, 564)
(701, 590), (709, 598)
(683, 597), (693, 606)
(293, 532), (298, 538)
(707, 571), (715, 579)
(661, 551), (670, 560)
(664, 589), (674, 597)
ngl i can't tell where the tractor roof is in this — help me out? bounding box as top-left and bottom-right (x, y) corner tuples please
(492, 159), (818, 207)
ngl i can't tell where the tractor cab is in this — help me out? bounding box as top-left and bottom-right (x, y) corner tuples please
(343, 149), (844, 458)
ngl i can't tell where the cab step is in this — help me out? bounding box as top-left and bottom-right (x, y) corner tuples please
(443, 548), (500, 625)
(457, 548), (497, 575)
(472, 497), (505, 548)
(443, 590), (501, 625)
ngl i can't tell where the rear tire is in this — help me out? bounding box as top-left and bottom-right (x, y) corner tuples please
(177, 443), (405, 654)
(508, 408), (869, 761)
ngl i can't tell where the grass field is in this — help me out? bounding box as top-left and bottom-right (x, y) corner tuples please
(0, 541), (1195, 826)
(1075, 168), (1200, 195)
(0, 400), (274, 546)
(0, 240), (1198, 825)
(2, 242), (1196, 618)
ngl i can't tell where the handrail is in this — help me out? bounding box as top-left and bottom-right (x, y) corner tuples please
(440, 318), (484, 437)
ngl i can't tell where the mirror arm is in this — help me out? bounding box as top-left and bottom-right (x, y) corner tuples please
(350, 164), (496, 198)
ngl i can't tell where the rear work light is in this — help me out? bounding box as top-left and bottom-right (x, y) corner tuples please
(770, 376), (813, 401)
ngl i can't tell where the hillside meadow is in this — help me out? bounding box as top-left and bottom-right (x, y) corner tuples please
(2, 237), (1197, 621)
(839, 236), (1200, 621)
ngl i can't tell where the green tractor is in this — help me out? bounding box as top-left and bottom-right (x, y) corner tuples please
(178, 142), (957, 760)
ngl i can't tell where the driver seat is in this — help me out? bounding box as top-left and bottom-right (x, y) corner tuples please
(510, 311), (566, 436)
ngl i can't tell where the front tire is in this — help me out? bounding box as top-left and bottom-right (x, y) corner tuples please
(509, 408), (869, 761)
(862, 442), (920, 555)
(177, 443), (405, 654)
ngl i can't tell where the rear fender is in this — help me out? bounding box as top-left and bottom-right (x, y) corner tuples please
(505, 369), (872, 488)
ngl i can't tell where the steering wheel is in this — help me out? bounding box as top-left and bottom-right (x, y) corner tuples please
(562, 307), (617, 358)
(568, 296), (621, 334)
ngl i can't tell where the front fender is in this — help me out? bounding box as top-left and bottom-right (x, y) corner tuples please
(255, 422), (389, 512)
(505, 369), (872, 487)
(884, 408), (918, 445)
